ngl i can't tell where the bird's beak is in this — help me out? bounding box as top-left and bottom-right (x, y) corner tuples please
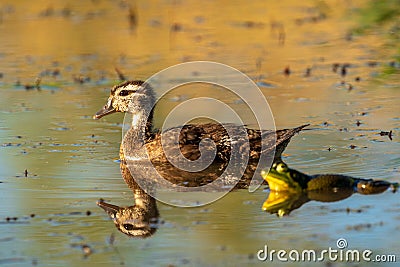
(93, 98), (116, 119)
(97, 200), (121, 218)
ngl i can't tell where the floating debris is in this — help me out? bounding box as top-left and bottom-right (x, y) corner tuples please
(347, 83), (353, 91)
(128, 4), (138, 30)
(24, 77), (41, 91)
(1, 143), (16, 147)
(1, 216), (29, 224)
(346, 222), (384, 231)
(39, 68), (61, 78)
(115, 67), (126, 81)
(379, 130), (393, 141)
(170, 23), (183, 32)
(332, 63), (340, 73)
(14, 168), (37, 177)
(73, 74), (90, 84)
(304, 67), (311, 77)
(233, 20), (265, 28)
(283, 66), (291, 76)
(341, 65), (347, 77)
(82, 244), (92, 258)
(294, 12), (327, 26)
(330, 207), (363, 213)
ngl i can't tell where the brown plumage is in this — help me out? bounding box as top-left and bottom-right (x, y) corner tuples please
(94, 80), (308, 188)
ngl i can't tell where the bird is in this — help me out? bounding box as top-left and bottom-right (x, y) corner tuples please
(93, 80), (309, 188)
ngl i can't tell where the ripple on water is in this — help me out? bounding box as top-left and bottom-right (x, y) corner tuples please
(256, 80), (279, 88)
(284, 127), (398, 181)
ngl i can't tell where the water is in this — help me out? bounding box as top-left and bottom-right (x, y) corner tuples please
(0, 1), (399, 266)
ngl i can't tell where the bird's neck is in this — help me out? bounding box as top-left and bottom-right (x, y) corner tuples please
(120, 163), (159, 219)
(122, 108), (154, 159)
(131, 109), (150, 131)
(133, 183), (158, 217)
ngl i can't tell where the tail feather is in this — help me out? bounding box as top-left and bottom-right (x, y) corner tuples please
(261, 124), (309, 160)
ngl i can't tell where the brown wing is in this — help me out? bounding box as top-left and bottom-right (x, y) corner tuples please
(146, 123), (308, 163)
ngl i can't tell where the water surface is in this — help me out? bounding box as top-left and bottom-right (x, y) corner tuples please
(0, 1), (399, 266)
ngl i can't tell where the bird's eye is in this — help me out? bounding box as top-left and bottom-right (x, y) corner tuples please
(119, 90), (131, 96)
(123, 224), (135, 230)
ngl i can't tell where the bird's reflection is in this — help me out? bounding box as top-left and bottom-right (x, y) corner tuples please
(97, 199), (158, 238)
(97, 158), (267, 238)
(97, 163), (159, 238)
(97, 158), (399, 237)
(261, 162), (399, 217)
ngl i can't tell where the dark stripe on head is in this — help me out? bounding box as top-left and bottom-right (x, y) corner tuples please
(111, 80), (145, 95)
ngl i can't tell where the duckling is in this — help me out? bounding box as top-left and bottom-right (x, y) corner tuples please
(94, 80), (308, 188)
